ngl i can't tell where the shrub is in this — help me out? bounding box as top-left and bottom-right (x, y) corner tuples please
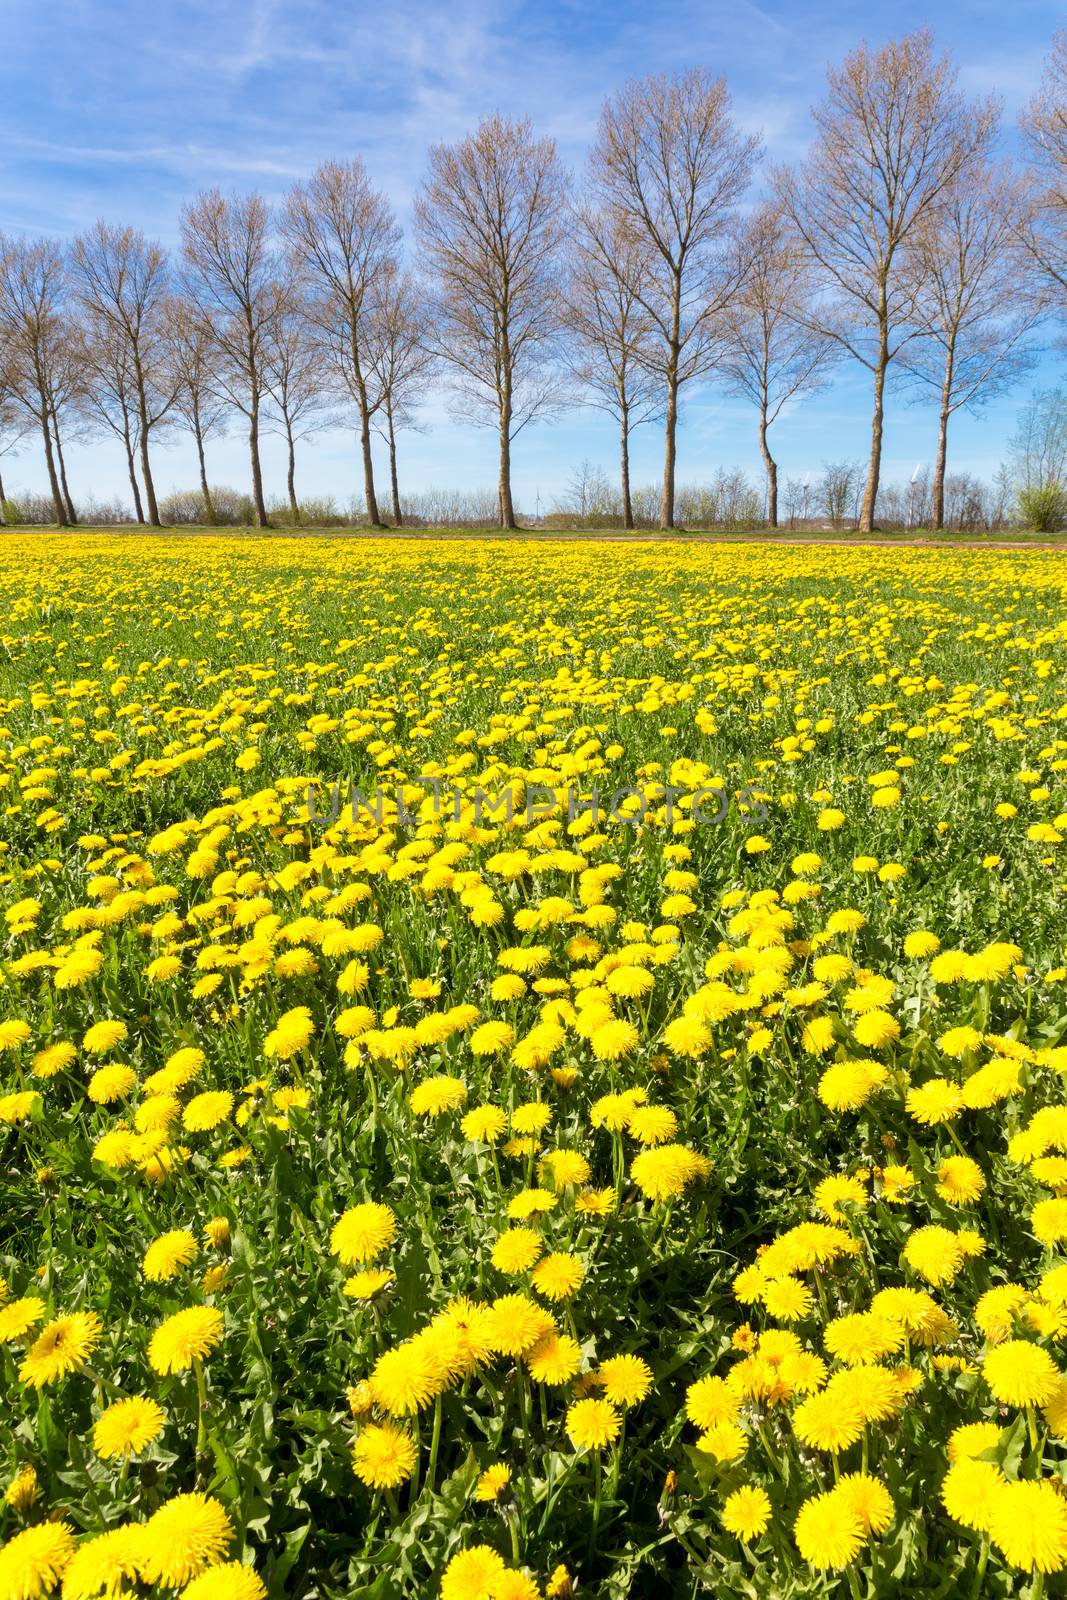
(158, 487), (255, 527)
(265, 496), (350, 528)
(1017, 482), (1067, 533)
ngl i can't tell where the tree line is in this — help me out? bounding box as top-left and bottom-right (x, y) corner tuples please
(3, 27), (1067, 534)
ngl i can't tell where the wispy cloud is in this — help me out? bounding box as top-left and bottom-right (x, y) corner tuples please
(6, 136), (308, 179)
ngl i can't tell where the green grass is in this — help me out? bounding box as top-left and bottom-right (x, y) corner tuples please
(0, 535), (1064, 1597)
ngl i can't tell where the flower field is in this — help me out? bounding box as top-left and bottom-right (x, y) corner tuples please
(2, 534), (1067, 1599)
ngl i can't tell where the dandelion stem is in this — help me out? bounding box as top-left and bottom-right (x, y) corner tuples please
(755, 1421), (787, 1482)
(536, 1450), (577, 1537)
(426, 1394), (442, 1497)
(947, 1124), (970, 1159)
(518, 1368), (533, 1440)
(409, 1411), (422, 1507)
(591, 1449), (603, 1550)
(193, 1357), (208, 1479)
(969, 1538), (989, 1600)
(607, 1415), (626, 1499)
(669, 1524), (723, 1585)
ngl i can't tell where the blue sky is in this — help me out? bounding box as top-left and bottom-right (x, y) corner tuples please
(0, 0), (1062, 514)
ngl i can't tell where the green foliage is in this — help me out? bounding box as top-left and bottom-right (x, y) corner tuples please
(1017, 482), (1067, 533)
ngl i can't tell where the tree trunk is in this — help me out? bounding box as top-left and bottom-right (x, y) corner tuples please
(759, 404), (778, 528)
(52, 418), (77, 525)
(194, 419), (217, 526)
(286, 418), (299, 523)
(620, 406), (633, 531)
(859, 318), (888, 534)
(498, 395), (516, 530)
(248, 396), (269, 527)
(661, 373), (678, 529)
(133, 362), (160, 526)
(244, 311), (269, 527)
(125, 440), (145, 523)
(660, 275), (683, 530)
(387, 404), (402, 527)
(357, 397), (380, 527)
(932, 343), (955, 532)
(138, 428), (159, 526)
(932, 406), (949, 532)
(121, 406), (145, 523)
(0, 466), (5, 507)
(39, 416), (66, 527)
(345, 310), (380, 526)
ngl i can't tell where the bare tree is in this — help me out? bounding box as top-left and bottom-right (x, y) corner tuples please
(0, 235), (75, 525)
(563, 205), (661, 529)
(587, 71), (760, 528)
(1008, 387), (1067, 491)
(416, 114), (569, 530)
(1020, 32), (1067, 299)
(902, 165), (1039, 528)
(0, 376), (29, 509)
(71, 223), (174, 526)
(820, 459), (860, 528)
(557, 458), (619, 525)
(281, 160), (400, 527)
(164, 296), (228, 525)
(181, 190), (282, 527)
(1008, 388), (1067, 529)
(776, 30), (998, 531)
(262, 291), (332, 522)
(45, 333), (84, 525)
(366, 266), (436, 526)
(718, 202), (836, 526)
(80, 311), (147, 520)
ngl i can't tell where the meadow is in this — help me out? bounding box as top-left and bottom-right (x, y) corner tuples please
(0, 534), (1066, 1599)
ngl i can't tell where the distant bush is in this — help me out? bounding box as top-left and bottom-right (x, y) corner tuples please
(0, 493), (133, 526)
(398, 488), (505, 527)
(548, 467), (763, 530)
(4, 494), (55, 525)
(0, 469), (1032, 536)
(157, 489), (208, 525)
(1017, 482), (1067, 533)
(264, 496), (352, 528)
(676, 474), (762, 530)
(158, 487), (255, 527)
(80, 497), (137, 526)
(817, 461), (861, 529)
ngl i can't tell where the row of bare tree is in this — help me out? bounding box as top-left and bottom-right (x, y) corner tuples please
(3, 28), (1067, 533)
(0, 183), (432, 530)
